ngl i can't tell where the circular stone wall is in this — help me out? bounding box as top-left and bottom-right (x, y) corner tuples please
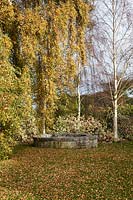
(33, 134), (98, 148)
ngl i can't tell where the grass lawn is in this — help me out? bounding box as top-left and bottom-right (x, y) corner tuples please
(0, 142), (132, 200)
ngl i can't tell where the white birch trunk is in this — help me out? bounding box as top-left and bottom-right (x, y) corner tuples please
(112, 0), (118, 140)
(77, 62), (81, 132)
(114, 96), (118, 140)
(77, 81), (81, 131)
(42, 122), (46, 135)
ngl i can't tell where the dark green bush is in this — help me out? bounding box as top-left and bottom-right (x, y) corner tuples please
(118, 114), (133, 140)
(92, 105), (133, 140)
(118, 104), (133, 117)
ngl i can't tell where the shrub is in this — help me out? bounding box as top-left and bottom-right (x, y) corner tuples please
(98, 130), (114, 143)
(80, 116), (106, 135)
(52, 115), (115, 142)
(118, 114), (133, 140)
(92, 105), (133, 140)
(53, 115), (79, 133)
(52, 115), (106, 135)
(117, 104), (133, 140)
(19, 115), (37, 142)
(118, 104), (133, 117)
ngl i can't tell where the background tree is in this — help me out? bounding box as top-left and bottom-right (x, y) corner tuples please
(88, 0), (133, 140)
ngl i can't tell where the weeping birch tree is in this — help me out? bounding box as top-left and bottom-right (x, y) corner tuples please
(15, 0), (93, 135)
(90, 0), (133, 140)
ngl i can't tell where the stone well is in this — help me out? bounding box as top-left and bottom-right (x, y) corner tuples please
(33, 134), (98, 148)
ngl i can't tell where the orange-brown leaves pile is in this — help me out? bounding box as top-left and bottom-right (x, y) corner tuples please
(0, 142), (132, 199)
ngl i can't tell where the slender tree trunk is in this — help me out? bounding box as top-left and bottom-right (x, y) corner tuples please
(112, 0), (118, 140)
(42, 112), (46, 135)
(77, 82), (81, 130)
(37, 54), (46, 136)
(114, 96), (118, 140)
(77, 62), (81, 132)
(114, 70), (118, 139)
